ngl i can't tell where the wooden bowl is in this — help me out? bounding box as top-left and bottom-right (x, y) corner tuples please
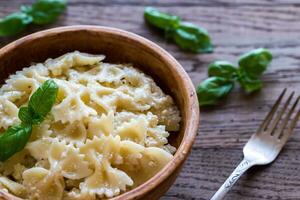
(0, 25), (199, 200)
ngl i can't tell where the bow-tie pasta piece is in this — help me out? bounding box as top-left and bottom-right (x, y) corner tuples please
(48, 140), (68, 169)
(52, 92), (97, 123)
(80, 135), (122, 164)
(116, 118), (147, 145)
(88, 83), (116, 114)
(113, 91), (151, 112)
(60, 148), (93, 180)
(8, 77), (40, 99)
(117, 69), (154, 105)
(88, 94), (112, 114)
(80, 155), (133, 198)
(87, 111), (114, 138)
(96, 63), (125, 84)
(117, 140), (144, 168)
(46, 51), (105, 76)
(53, 121), (87, 145)
(26, 138), (52, 160)
(20, 64), (49, 83)
(47, 140), (92, 179)
(23, 167), (65, 200)
(91, 91), (149, 113)
(88, 82), (115, 97)
(114, 111), (171, 149)
(0, 90), (24, 103)
(139, 147), (173, 179)
(118, 141), (173, 186)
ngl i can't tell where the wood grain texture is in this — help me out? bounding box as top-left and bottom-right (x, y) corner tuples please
(0, 1), (300, 199)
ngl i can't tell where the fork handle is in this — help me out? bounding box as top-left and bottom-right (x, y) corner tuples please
(210, 158), (254, 200)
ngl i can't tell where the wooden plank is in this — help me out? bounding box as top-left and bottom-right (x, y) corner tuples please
(4, 0), (300, 7)
(0, 0), (300, 199)
(164, 148), (300, 199)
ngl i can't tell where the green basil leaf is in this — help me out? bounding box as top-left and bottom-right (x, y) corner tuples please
(28, 79), (58, 119)
(237, 71), (263, 93)
(196, 77), (234, 106)
(238, 48), (272, 79)
(173, 22), (213, 53)
(21, 0), (67, 25)
(144, 7), (180, 30)
(239, 77), (262, 93)
(0, 124), (32, 161)
(18, 106), (44, 125)
(0, 12), (32, 36)
(18, 107), (33, 124)
(208, 61), (238, 79)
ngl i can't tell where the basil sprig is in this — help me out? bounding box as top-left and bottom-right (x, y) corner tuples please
(0, 79), (58, 161)
(197, 48), (272, 106)
(0, 0), (67, 36)
(144, 7), (213, 53)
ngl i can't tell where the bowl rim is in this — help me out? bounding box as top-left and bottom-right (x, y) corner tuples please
(0, 25), (200, 199)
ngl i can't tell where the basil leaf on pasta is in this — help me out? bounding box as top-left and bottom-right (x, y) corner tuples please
(28, 79), (58, 120)
(0, 124), (32, 161)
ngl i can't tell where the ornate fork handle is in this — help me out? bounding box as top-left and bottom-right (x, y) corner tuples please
(210, 159), (254, 200)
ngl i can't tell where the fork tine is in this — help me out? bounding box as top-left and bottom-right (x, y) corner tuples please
(258, 88), (287, 132)
(266, 91), (295, 135)
(280, 109), (300, 145)
(279, 96), (300, 143)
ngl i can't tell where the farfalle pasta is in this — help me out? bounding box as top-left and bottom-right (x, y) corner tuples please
(0, 51), (181, 199)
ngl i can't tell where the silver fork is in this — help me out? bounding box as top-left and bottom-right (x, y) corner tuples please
(211, 89), (300, 200)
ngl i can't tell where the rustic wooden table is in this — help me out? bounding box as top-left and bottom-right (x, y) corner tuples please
(1, 0), (300, 199)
